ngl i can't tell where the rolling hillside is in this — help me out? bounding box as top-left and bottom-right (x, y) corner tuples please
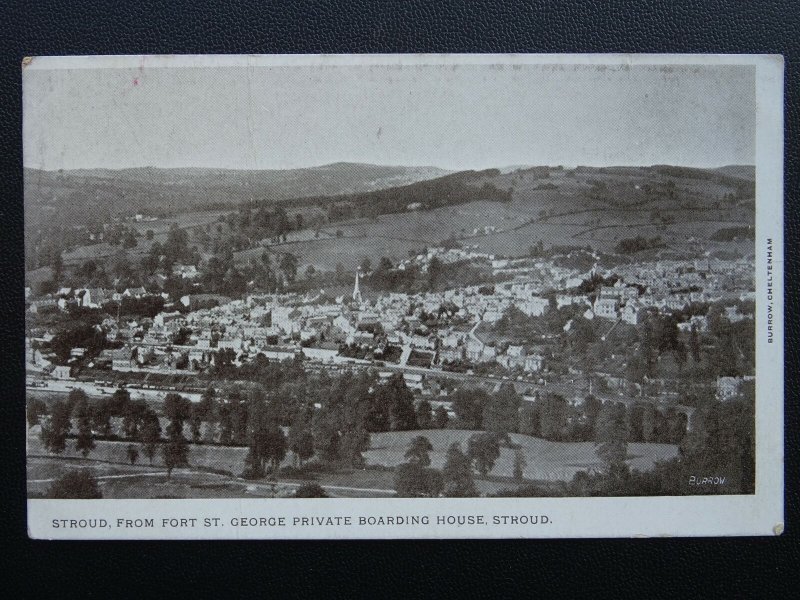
(24, 162), (451, 227)
(26, 162), (756, 279)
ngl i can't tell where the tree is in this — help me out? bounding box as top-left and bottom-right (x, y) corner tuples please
(263, 425), (289, 472)
(122, 399), (146, 440)
(74, 396), (95, 458)
(434, 405), (449, 429)
(90, 402), (112, 439)
(370, 374), (417, 432)
(140, 410), (161, 465)
(678, 391), (754, 494)
(51, 250), (64, 284)
(27, 398), (48, 428)
(377, 257), (393, 272)
(467, 432), (501, 476)
(312, 421), (340, 463)
(41, 401), (71, 455)
(674, 341), (688, 371)
(189, 404), (204, 443)
(665, 409), (688, 444)
(294, 483), (328, 498)
(161, 393), (192, 478)
(538, 394), (569, 440)
(360, 257), (372, 273)
(339, 424), (370, 468)
(483, 383), (521, 434)
(519, 402), (541, 437)
(46, 471), (102, 499)
(387, 375), (417, 431)
(289, 420), (315, 466)
(66, 388), (89, 415)
(127, 444), (140, 465)
(582, 394), (602, 439)
(442, 443), (476, 497)
(164, 393), (192, 421)
(335, 263), (346, 283)
(394, 463), (443, 498)
(513, 448), (527, 482)
(451, 387), (488, 430)
(146, 229), (155, 240)
(405, 436), (433, 467)
(105, 387), (130, 414)
(163, 411), (190, 480)
(203, 421), (220, 445)
(627, 403), (644, 442)
(640, 403), (657, 443)
(595, 402), (629, 470)
(428, 256), (443, 289)
(689, 325), (702, 363)
(639, 317), (657, 377)
(415, 400), (433, 429)
(123, 230), (138, 249)
(279, 253), (298, 283)
(243, 396), (288, 477)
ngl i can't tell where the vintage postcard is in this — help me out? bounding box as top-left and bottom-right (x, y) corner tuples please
(23, 54), (783, 539)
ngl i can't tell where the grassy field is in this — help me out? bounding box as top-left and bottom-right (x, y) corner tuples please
(61, 210), (228, 265)
(366, 429), (678, 482)
(237, 235), (418, 272)
(27, 423), (677, 498)
(47, 165), (755, 280)
(234, 164), (755, 271)
(27, 431), (250, 475)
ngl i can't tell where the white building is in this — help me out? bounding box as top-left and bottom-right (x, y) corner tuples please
(593, 298), (619, 320)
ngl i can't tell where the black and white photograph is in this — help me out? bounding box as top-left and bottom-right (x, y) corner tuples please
(22, 54), (783, 539)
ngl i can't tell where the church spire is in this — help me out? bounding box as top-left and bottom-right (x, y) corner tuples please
(352, 268), (363, 303)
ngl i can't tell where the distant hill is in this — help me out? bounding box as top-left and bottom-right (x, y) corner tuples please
(279, 168), (511, 217)
(25, 162), (757, 279)
(710, 165), (756, 181)
(24, 162), (451, 226)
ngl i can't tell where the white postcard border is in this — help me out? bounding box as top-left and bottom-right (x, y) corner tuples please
(25, 53), (784, 539)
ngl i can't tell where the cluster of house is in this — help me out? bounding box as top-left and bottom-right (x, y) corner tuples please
(26, 247), (755, 382)
(563, 259), (753, 327)
(716, 375), (755, 401)
(614, 257), (754, 297)
(27, 285), (156, 313)
(437, 335), (546, 372)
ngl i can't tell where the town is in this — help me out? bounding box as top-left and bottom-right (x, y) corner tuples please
(26, 245), (754, 402)
(26, 232), (756, 500)
(24, 159), (758, 500)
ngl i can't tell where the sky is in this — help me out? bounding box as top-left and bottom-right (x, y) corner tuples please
(23, 61), (756, 171)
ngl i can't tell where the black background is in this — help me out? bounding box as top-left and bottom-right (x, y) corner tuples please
(0, 0), (796, 596)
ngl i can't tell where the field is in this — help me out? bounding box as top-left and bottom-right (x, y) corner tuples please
(39, 164), (755, 280)
(61, 210), (228, 265)
(27, 425), (677, 499)
(366, 429), (678, 482)
(27, 433), (394, 498)
(235, 166), (755, 272)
